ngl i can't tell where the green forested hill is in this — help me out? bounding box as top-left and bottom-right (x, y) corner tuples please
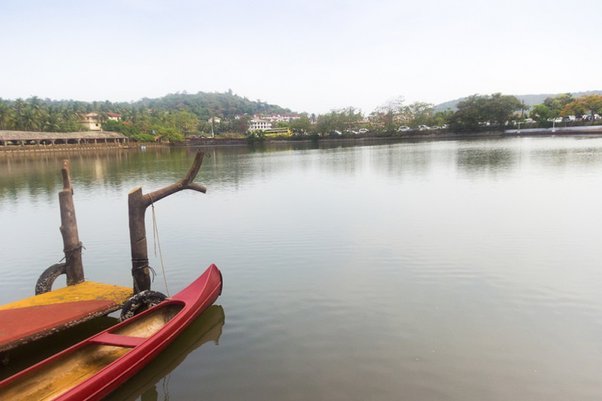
(0, 91), (290, 120)
(133, 91), (291, 119)
(0, 91), (290, 136)
(0, 91), (292, 136)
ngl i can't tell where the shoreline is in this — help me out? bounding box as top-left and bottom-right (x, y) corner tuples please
(183, 130), (508, 148)
(3, 128), (602, 154)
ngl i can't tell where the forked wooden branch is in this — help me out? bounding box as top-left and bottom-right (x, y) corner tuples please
(128, 150), (206, 293)
(141, 151), (206, 207)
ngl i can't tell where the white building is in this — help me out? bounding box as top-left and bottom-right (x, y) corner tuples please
(248, 119), (272, 131)
(256, 114), (301, 123)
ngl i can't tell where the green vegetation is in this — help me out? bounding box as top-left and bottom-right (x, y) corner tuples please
(527, 93), (602, 126)
(0, 91), (289, 142)
(0, 97), (82, 132)
(449, 94), (524, 131)
(2, 90), (602, 143)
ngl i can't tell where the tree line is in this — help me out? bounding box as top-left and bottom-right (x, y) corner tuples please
(0, 91), (289, 141)
(2, 90), (602, 141)
(291, 93), (602, 135)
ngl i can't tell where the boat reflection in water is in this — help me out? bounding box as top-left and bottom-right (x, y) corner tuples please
(105, 305), (225, 401)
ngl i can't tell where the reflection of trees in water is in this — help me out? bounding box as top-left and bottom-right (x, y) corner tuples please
(6, 139), (602, 203)
(0, 150), (143, 202)
(0, 141), (474, 204)
(366, 141), (461, 180)
(455, 140), (602, 176)
(456, 147), (517, 175)
(378, 144), (432, 176)
(528, 146), (602, 169)
(0, 146), (286, 203)
(0, 149), (234, 202)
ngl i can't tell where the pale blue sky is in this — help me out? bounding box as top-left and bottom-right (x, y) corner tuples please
(1, 0), (601, 114)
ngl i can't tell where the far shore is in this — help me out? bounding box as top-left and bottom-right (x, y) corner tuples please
(3, 128), (602, 155)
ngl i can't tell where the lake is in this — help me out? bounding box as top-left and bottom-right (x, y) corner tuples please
(2, 137), (602, 400)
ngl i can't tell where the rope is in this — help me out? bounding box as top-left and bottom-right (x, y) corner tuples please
(150, 200), (171, 296)
(130, 258), (157, 282)
(57, 242), (85, 264)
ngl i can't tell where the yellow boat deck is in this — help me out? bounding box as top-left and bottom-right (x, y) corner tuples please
(0, 281), (132, 352)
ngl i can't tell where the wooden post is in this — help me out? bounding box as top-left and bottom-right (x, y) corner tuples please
(128, 151), (206, 293)
(59, 160), (85, 285)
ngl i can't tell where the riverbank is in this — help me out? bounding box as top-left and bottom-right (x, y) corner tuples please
(505, 125), (602, 136)
(4, 127), (602, 155)
(183, 130), (508, 148)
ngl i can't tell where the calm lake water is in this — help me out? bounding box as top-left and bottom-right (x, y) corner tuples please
(2, 137), (602, 400)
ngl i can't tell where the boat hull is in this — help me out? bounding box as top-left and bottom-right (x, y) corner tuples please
(0, 263), (223, 401)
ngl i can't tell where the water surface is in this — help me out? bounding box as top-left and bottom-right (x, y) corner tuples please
(2, 137), (602, 400)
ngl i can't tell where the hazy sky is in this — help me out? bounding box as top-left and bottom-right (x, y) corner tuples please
(1, 0), (601, 114)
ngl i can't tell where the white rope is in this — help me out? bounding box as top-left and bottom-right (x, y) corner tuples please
(151, 202), (170, 297)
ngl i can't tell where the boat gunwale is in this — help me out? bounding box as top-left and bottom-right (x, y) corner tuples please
(0, 264), (222, 401)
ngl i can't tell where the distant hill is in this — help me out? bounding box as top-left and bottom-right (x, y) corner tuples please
(434, 90), (602, 111)
(132, 91), (291, 119)
(0, 91), (292, 120)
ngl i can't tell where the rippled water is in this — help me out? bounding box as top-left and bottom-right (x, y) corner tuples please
(2, 137), (602, 400)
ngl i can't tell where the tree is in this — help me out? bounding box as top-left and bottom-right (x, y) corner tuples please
(449, 95), (484, 131)
(173, 110), (200, 136)
(529, 104), (553, 122)
(374, 97), (405, 132)
(0, 101), (15, 130)
(561, 95), (602, 121)
(289, 114), (312, 133)
(316, 108), (363, 134)
(399, 102), (434, 127)
(431, 110), (453, 127)
(487, 93), (523, 126)
(230, 115), (250, 134)
(450, 93), (522, 131)
(544, 93), (574, 113)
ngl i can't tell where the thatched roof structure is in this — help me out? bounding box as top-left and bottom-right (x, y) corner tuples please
(0, 131), (127, 141)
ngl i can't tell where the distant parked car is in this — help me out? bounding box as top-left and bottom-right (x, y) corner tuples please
(397, 126), (411, 132)
(418, 125), (430, 131)
(358, 128), (369, 134)
(582, 114), (601, 121)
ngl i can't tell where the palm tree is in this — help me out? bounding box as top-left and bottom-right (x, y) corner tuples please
(0, 102), (15, 130)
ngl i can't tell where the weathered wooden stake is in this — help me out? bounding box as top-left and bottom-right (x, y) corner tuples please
(59, 160), (85, 285)
(128, 151), (206, 293)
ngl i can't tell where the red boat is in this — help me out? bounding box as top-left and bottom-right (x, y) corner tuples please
(0, 263), (223, 401)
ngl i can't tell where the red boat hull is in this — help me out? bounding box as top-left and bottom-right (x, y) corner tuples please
(0, 264), (223, 401)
